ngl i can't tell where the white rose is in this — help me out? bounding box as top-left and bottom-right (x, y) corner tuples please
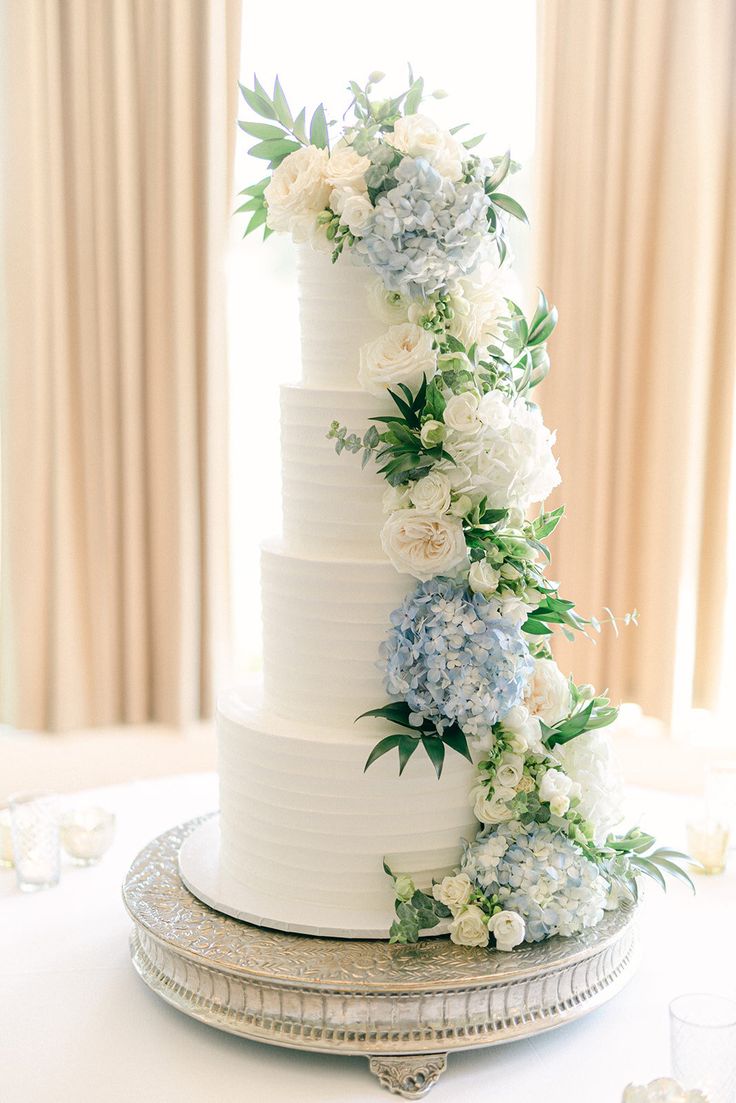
(449, 904), (490, 948)
(468, 560), (501, 597)
(538, 768), (574, 816)
(449, 265), (509, 351)
(367, 277), (408, 326)
(340, 193), (374, 237)
(495, 752), (525, 790)
(472, 784), (516, 824)
(432, 872), (473, 915)
(488, 909), (526, 951)
(393, 873), (415, 902)
(382, 484), (412, 514)
(390, 114), (465, 181)
(500, 705), (543, 754)
(264, 145), (331, 236)
(381, 510), (468, 581)
(358, 323), (437, 398)
(325, 142), (371, 191)
(525, 658), (571, 725)
(410, 472), (451, 514)
(444, 391), (483, 436)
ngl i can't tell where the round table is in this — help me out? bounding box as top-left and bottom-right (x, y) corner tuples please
(1, 773), (734, 1103)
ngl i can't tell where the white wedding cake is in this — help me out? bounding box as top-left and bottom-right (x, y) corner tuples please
(216, 247), (478, 937)
(180, 71), (686, 952)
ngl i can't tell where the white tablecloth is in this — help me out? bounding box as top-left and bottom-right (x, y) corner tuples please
(1, 773), (734, 1103)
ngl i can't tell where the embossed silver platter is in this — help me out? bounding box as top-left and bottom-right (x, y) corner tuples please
(124, 817), (638, 1098)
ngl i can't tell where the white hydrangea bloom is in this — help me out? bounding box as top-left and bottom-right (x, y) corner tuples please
(554, 730), (625, 846)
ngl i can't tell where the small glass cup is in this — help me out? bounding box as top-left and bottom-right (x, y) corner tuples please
(9, 792), (60, 891)
(670, 993), (736, 1103)
(0, 803), (14, 868)
(60, 807), (115, 866)
(686, 819), (730, 875)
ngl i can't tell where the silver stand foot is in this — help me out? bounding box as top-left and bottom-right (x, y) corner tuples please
(368, 1053), (448, 1098)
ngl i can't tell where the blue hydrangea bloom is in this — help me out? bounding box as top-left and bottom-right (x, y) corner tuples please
(353, 157), (491, 300)
(461, 820), (608, 940)
(381, 578), (533, 739)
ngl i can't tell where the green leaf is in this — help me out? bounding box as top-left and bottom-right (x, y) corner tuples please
(248, 138), (301, 161)
(421, 736), (446, 779)
(292, 106), (307, 143)
(463, 133), (485, 150)
(398, 735), (419, 775)
(239, 84), (277, 120)
(356, 702), (415, 729)
(239, 176), (270, 197)
(405, 77), (425, 115)
(632, 857), (668, 892)
(442, 726), (473, 763)
(244, 207), (267, 236)
(364, 734), (402, 771)
(238, 121), (286, 141)
(491, 193), (529, 224)
(253, 74), (272, 104)
(652, 856), (696, 893)
(310, 104), (329, 149)
(272, 76), (293, 128)
(487, 150), (511, 190)
(382, 858), (394, 878)
(522, 619), (553, 636)
(235, 197), (263, 213)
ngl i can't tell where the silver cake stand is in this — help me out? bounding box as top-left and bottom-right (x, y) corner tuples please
(124, 816), (638, 1099)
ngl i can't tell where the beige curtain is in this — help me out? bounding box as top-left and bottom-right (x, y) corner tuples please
(536, 0), (736, 724)
(0, 0), (241, 730)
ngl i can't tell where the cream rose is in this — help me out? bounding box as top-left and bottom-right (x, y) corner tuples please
(381, 509), (468, 581)
(495, 752), (525, 790)
(525, 658), (571, 725)
(449, 904), (490, 948)
(264, 145), (331, 236)
(410, 472), (451, 514)
(325, 142), (371, 191)
(468, 559), (501, 597)
(340, 193), (374, 236)
(358, 323), (436, 398)
(432, 872), (473, 915)
(390, 114), (465, 181)
(444, 391), (483, 436)
(488, 909), (526, 952)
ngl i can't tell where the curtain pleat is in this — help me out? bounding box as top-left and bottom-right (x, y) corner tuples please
(536, 0), (736, 724)
(0, 0), (241, 730)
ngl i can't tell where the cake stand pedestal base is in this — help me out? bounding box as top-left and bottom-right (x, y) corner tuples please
(123, 817), (638, 1097)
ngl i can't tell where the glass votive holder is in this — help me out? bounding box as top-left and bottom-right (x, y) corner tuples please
(0, 804), (14, 868)
(60, 807), (115, 866)
(623, 1077), (709, 1102)
(686, 819), (730, 875)
(9, 792), (60, 892)
(670, 993), (736, 1103)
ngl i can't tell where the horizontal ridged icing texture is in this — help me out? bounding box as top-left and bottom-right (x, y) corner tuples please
(261, 540), (411, 726)
(297, 244), (384, 388)
(217, 686), (478, 934)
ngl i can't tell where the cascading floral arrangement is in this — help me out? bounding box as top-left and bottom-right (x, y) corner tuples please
(238, 70), (692, 951)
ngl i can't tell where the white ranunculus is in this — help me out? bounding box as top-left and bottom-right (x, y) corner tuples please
(554, 730), (625, 845)
(366, 277), (409, 326)
(325, 142), (371, 191)
(390, 114), (465, 182)
(468, 559), (501, 597)
(444, 391), (483, 436)
(449, 904), (490, 948)
(410, 471), (452, 514)
(381, 509), (468, 581)
(525, 658), (571, 725)
(500, 705), (544, 754)
(432, 872), (473, 915)
(264, 145), (331, 237)
(340, 193), (374, 237)
(449, 265), (509, 351)
(382, 484), (412, 514)
(488, 909), (526, 952)
(495, 752), (525, 790)
(358, 323), (437, 398)
(538, 768), (575, 817)
(472, 784), (516, 824)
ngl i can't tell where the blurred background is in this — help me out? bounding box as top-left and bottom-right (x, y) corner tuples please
(1, 0), (735, 797)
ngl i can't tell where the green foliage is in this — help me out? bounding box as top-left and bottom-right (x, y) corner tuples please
(382, 860), (452, 944)
(478, 292), (557, 397)
(592, 828), (696, 901)
(541, 684), (619, 749)
(357, 701), (473, 779)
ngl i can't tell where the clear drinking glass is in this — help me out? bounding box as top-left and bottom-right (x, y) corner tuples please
(9, 792), (60, 891)
(60, 807), (115, 865)
(670, 993), (736, 1103)
(0, 803), (14, 868)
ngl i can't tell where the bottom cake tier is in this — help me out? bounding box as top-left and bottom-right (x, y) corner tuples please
(210, 684), (479, 937)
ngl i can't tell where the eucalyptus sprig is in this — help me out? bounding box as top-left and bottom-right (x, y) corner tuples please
(357, 700), (473, 779)
(594, 828), (696, 901)
(524, 593), (639, 644)
(237, 75), (330, 238)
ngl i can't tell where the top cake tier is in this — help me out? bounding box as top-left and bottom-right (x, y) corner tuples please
(297, 245), (384, 388)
